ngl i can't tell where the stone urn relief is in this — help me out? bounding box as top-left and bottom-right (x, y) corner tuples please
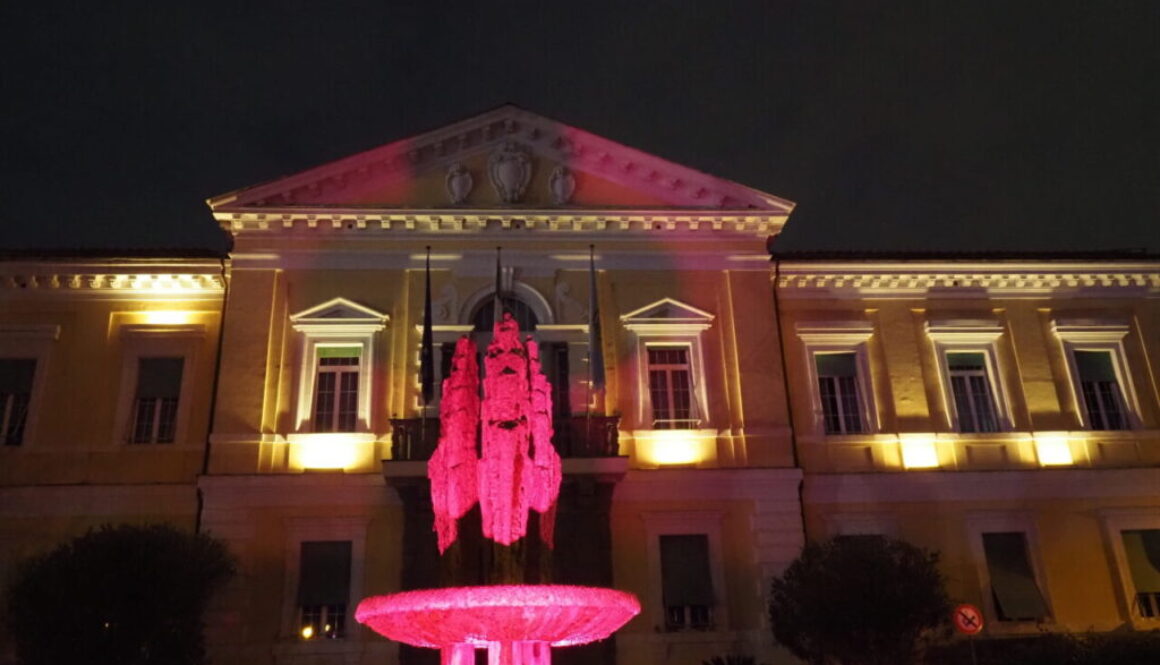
(445, 164), (474, 204)
(548, 165), (576, 205)
(488, 142), (533, 203)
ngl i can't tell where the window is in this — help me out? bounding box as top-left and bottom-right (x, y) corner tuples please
(982, 532), (1048, 622)
(947, 352), (1000, 433)
(0, 359), (35, 446)
(1121, 530), (1160, 618)
(926, 320), (1012, 432)
(797, 322), (877, 436)
(814, 353), (863, 434)
(648, 347), (695, 429)
(1053, 320), (1140, 431)
(313, 348), (360, 433)
(290, 298), (387, 433)
(130, 357), (183, 444)
(297, 541), (352, 640)
(621, 298), (714, 433)
(660, 534), (714, 631)
(1074, 351), (1128, 431)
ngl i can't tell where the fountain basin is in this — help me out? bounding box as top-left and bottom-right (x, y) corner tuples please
(356, 584), (640, 648)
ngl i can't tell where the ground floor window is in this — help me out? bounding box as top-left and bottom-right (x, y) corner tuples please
(297, 541), (351, 639)
(1121, 529), (1160, 618)
(982, 532), (1048, 621)
(660, 534), (714, 631)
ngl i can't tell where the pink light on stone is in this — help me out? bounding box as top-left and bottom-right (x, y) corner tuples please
(429, 314), (562, 551)
(355, 585), (640, 665)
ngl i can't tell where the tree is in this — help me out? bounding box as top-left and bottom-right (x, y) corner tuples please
(3, 523), (235, 665)
(768, 536), (951, 665)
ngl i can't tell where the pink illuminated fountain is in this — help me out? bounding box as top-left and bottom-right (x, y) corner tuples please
(357, 315), (639, 665)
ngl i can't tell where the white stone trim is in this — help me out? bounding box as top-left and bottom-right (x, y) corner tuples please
(289, 299), (388, 433)
(795, 322), (878, 435)
(925, 319), (1014, 432)
(0, 260), (225, 299)
(1052, 319), (1142, 430)
(776, 262), (1160, 299)
(622, 299), (714, 429)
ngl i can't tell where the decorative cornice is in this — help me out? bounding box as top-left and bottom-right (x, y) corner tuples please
(0, 260), (226, 297)
(212, 208), (785, 238)
(776, 262), (1160, 298)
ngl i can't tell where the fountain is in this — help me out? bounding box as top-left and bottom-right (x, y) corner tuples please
(357, 315), (640, 665)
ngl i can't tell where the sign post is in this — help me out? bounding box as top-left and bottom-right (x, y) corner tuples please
(952, 603), (984, 665)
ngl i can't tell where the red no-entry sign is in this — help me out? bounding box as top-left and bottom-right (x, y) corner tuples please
(953, 603), (984, 635)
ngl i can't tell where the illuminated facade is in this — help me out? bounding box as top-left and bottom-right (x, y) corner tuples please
(776, 255), (1160, 635)
(0, 108), (1157, 665)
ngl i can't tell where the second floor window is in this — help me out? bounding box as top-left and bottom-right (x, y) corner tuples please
(947, 352), (1000, 433)
(0, 358), (35, 446)
(648, 347), (695, 429)
(313, 348), (360, 432)
(130, 357), (183, 444)
(1074, 351), (1128, 431)
(815, 353), (863, 435)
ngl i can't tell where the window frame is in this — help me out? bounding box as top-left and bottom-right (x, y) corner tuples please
(641, 511), (728, 634)
(926, 320), (1012, 433)
(0, 325), (57, 449)
(128, 356), (185, 444)
(965, 513), (1054, 631)
(290, 299), (388, 434)
(796, 322), (878, 436)
(645, 344), (698, 430)
(1099, 508), (1160, 627)
(621, 299), (714, 432)
(1052, 320), (1141, 431)
(280, 517), (367, 642)
(115, 324), (203, 447)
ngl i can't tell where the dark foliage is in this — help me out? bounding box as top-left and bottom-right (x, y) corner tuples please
(3, 523), (235, 665)
(768, 537), (951, 665)
(927, 630), (1160, 665)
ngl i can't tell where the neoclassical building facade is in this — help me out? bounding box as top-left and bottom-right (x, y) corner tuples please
(0, 107), (1157, 665)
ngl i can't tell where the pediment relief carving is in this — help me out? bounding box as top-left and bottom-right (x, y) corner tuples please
(208, 106), (795, 214)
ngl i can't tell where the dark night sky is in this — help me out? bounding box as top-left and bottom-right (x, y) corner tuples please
(1, 2), (1157, 253)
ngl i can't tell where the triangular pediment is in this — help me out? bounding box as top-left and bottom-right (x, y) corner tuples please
(209, 105), (793, 213)
(290, 297), (388, 325)
(620, 298), (715, 326)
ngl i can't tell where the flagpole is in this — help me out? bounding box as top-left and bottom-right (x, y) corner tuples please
(493, 246), (503, 329)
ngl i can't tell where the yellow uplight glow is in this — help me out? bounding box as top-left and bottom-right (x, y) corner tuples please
(634, 429), (712, 466)
(300, 625), (314, 640)
(1035, 433), (1074, 466)
(899, 435), (940, 469)
(142, 310), (194, 325)
(294, 433), (360, 470)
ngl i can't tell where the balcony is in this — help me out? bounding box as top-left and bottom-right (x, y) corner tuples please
(389, 415), (621, 462)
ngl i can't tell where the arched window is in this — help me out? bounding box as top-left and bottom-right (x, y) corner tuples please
(471, 295), (539, 332)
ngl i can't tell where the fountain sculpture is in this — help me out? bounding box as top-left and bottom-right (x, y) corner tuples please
(357, 315), (640, 665)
